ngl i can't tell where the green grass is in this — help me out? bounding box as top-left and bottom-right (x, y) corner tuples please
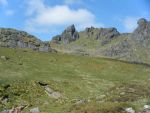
(0, 47), (150, 113)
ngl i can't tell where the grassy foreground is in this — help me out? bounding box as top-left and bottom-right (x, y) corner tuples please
(0, 47), (150, 113)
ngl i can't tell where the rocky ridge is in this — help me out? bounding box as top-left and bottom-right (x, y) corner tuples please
(51, 18), (150, 64)
(0, 28), (54, 52)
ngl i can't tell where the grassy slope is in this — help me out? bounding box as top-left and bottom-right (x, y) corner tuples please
(0, 47), (150, 113)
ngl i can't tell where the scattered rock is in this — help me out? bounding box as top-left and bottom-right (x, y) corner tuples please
(44, 86), (62, 99)
(0, 106), (25, 113)
(141, 105), (150, 113)
(75, 99), (87, 105)
(0, 56), (9, 60)
(144, 105), (150, 109)
(38, 82), (62, 99)
(125, 107), (135, 113)
(30, 107), (40, 113)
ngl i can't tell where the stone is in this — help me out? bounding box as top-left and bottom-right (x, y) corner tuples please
(141, 105), (150, 113)
(39, 82), (62, 99)
(144, 105), (150, 109)
(75, 99), (87, 105)
(125, 107), (135, 113)
(30, 107), (40, 113)
(0, 56), (9, 60)
(44, 86), (62, 99)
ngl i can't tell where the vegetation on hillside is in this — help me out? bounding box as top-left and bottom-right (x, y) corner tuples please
(0, 48), (150, 113)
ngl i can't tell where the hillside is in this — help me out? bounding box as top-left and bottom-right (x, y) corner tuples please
(0, 28), (54, 52)
(0, 48), (150, 113)
(51, 18), (150, 64)
(0, 18), (150, 113)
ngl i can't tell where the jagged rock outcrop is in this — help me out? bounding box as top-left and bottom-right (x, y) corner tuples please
(85, 27), (120, 39)
(51, 18), (150, 64)
(132, 18), (150, 48)
(52, 24), (79, 44)
(85, 27), (120, 45)
(0, 28), (54, 52)
(52, 25), (119, 46)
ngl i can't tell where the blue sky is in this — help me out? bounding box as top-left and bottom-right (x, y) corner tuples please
(0, 0), (150, 41)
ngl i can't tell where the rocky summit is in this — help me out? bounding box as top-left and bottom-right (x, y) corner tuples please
(0, 28), (54, 52)
(52, 24), (79, 44)
(51, 18), (150, 64)
(132, 18), (150, 48)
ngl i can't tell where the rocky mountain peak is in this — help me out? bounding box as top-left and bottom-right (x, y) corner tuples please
(65, 24), (76, 34)
(137, 18), (148, 28)
(133, 18), (150, 48)
(134, 18), (149, 32)
(52, 24), (79, 44)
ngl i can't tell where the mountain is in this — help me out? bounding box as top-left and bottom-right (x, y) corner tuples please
(51, 18), (150, 64)
(0, 19), (150, 113)
(52, 24), (79, 44)
(0, 28), (55, 52)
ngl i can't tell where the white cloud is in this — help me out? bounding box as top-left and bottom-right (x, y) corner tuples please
(5, 9), (15, 16)
(0, 0), (8, 6)
(122, 17), (139, 32)
(25, 0), (45, 16)
(25, 0), (101, 33)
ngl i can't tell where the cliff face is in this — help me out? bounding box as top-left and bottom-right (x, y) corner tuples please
(51, 18), (150, 64)
(0, 28), (54, 52)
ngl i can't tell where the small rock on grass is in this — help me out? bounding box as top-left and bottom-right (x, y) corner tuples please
(0, 56), (9, 60)
(30, 107), (40, 113)
(125, 107), (135, 113)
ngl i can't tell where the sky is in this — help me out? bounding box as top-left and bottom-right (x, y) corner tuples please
(0, 0), (150, 41)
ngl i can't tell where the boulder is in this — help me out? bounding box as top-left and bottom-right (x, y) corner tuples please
(44, 86), (62, 99)
(141, 105), (150, 113)
(125, 107), (135, 113)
